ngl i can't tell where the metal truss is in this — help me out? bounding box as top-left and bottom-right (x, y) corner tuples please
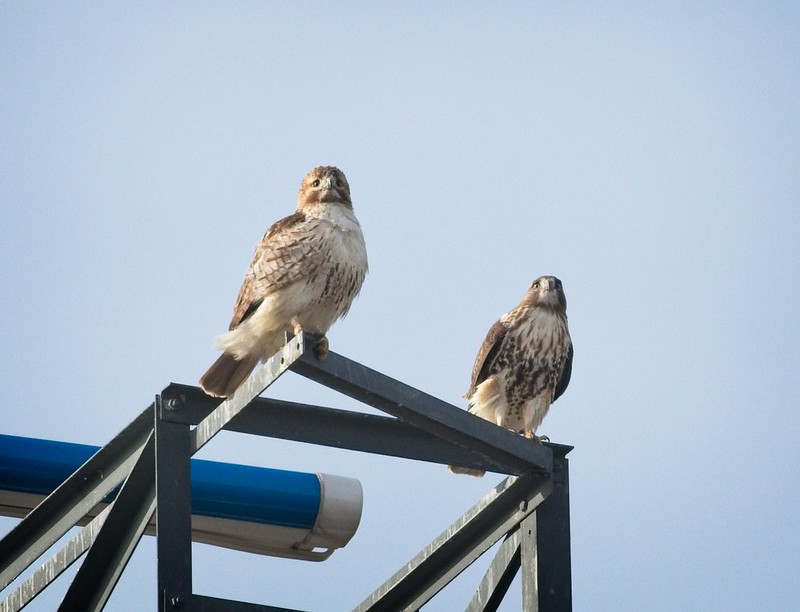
(0, 332), (572, 611)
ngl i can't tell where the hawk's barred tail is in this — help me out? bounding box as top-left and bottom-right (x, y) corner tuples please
(199, 352), (260, 398)
(447, 465), (486, 478)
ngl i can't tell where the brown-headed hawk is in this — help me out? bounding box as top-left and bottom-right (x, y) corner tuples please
(449, 276), (573, 476)
(199, 166), (368, 397)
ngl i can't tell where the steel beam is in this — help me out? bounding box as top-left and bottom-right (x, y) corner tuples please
(59, 433), (157, 611)
(290, 337), (551, 476)
(520, 512), (539, 611)
(0, 332), (573, 612)
(2, 508), (110, 611)
(466, 529), (522, 612)
(521, 447), (572, 612)
(190, 332), (304, 453)
(156, 336), (305, 610)
(160, 384), (527, 475)
(156, 395), (194, 612)
(354, 471), (551, 612)
(0, 406), (153, 591)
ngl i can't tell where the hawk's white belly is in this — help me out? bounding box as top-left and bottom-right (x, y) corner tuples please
(468, 308), (568, 436)
(469, 377), (551, 435)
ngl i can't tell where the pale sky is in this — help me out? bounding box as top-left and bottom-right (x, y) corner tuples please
(1, 3), (799, 610)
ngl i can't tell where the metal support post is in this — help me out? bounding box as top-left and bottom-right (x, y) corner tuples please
(153, 335), (307, 611)
(155, 395), (193, 612)
(520, 446), (572, 612)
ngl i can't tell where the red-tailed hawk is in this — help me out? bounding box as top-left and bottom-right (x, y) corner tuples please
(449, 276), (573, 477)
(199, 166), (368, 397)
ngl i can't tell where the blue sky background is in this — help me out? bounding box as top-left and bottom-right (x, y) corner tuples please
(1, 3), (799, 610)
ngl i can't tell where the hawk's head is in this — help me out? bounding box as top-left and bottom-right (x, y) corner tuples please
(526, 275), (567, 312)
(298, 166), (352, 209)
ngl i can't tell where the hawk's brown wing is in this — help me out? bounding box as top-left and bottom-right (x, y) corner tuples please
(553, 341), (573, 401)
(228, 212), (326, 330)
(465, 319), (508, 398)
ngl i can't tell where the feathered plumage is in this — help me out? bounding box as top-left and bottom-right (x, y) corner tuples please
(449, 276), (573, 476)
(199, 166), (368, 397)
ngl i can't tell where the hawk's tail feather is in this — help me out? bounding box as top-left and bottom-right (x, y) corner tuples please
(199, 352), (260, 398)
(447, 465), (486, 478)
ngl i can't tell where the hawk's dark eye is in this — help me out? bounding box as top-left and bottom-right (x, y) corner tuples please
(532, 281), (539, 289)
(312, 179), (320, 187)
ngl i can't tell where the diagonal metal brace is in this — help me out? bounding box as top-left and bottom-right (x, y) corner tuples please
(59, 433), (157, 611)
(190, 332), (305, 453)
(291, 336), (551, 476)
(2, 507), (111, 611)
(0, 407), (153, 592)
(0, 334), (305, 609)
(354, 470), (552, 612)
(466, 528), (522, 612)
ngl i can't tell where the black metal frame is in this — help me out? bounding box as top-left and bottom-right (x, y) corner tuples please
(0, 332), (572, 611)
